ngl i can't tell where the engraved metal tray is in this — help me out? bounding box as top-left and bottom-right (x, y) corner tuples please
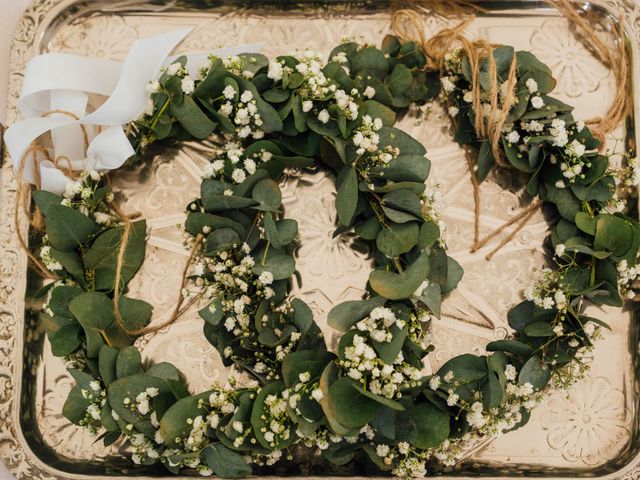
(2, 0), (640, 478)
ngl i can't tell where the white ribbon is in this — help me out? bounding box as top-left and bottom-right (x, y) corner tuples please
(4, 29), (262, 194)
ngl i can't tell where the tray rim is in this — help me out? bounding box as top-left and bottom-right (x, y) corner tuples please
(1, 0), (640, 479)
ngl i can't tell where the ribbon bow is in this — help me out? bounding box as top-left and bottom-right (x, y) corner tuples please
(4, 29), (261, 194)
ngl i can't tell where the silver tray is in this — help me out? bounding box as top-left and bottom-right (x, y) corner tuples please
(2, 0), (640, 478)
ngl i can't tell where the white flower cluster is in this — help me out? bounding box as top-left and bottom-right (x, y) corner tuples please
(420, 183), (447, 245)
(384, 376), (537, 480)
(60, 170), (115, 226)
(352, 115), (383, 156)
(129, 432), (162, 466)
(617, 259), (639, 300)
(147, 385), (247, 474)
(340, 333), (422, 399)
(203, 141), (273, 185)
(272, 50), (336, 100)
(285, 372), (324, 422)
(523, 267), (569, 312)
(155, 60), (196, 95)
(333, 88), (359, 120)
(222, 55), (258, 79)
(258, 390), (292, 449)
(297, 427), (340, 451)
(40, 243), (63, 271)
(119, 386), (162, 451)
(78, 379), (107, 434)
(355, 306), (403, 343)
(218, 87), (265, 140)
(191, 245), (302, 379)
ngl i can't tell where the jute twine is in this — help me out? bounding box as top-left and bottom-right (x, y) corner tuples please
(14, 109), (90, 279)
(110, 199), (203, 336)
(390, 0), (630, 258)
(549, 0), (630, 142)
(13, 109), (202, 336)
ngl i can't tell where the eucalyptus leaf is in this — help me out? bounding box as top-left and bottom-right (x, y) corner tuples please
(46, 204), (100, 252)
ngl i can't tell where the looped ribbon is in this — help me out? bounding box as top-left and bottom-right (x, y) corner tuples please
(4, 29), (262, 194)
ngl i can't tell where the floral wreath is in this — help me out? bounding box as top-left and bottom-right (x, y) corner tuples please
(24, 17), (638, 480)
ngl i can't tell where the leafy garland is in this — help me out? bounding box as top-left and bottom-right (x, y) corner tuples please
(30, 33), (639, 478)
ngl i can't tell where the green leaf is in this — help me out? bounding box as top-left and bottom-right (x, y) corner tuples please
(437, 354), (487, 382)
(252, 246), (295, 280)
(354, 216), (381, 240)
(507, 301), (535, 332)
(594, 215), (633, 257)
(575, 212), (596, 235)
(204, 228), (241, 256)
(336, 166), (359, 227)
(62, 384), (92, 425)
(416, 282), (441, 318)
(116, 346), (142, 379)
(99, 346), (120, 386)
(476, 140), (495, 182)
(328, 377), (379, 429)
(69, 292), (116, 358)
(146, 362), (181, 382)
(372, 323), (407, 365)
(185, 212), (246, 237)
(50, 248), (85, 281)
(418, 221), (440, 249)
(201, 189), (257, 212)
(352, 379), (405, 411)
(352, 46), (388, 76)
(170, 94), (216, 139)
(252, 179), (282, 212)
(199, 298), (224, 326)
(523, 321), (554, 337)
(159, 391), (211, 448)
(193, 59), (225, 99)
(50, 324), (82, 356)
(327, 296), (386, 332)
(370, 155), (430, 183)
(361, 100), (396, 126)
(45, 204), (100, 251)
(204, 444), (252, 479)
(251, 381), (297, 449)
(49, 285), (83, 318)
(369, 251), (429, 300)
(84, 221), (147, 291)
(387, 63), (413, 97)
(382, 189), (423, 220)
(518, 355), (551, 389)
(442, 256), (463, 294)
(117, 295), (152, 333)
(110, 374), (171, 427)
(376, 222), (419, 257)
(378, 126), (426, 156)
(482, 372), (504, 409)
(263, 212), (298, 248)
(32, 190), (63, 216)
(398, 402), (450, 449)
(486, 339), (534, 358)
(317, 363), (353, 435)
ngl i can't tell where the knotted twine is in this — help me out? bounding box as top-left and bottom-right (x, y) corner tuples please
(390, 0), (631, 259)
(13, 109), (91, 279)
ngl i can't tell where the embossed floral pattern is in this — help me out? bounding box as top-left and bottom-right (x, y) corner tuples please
(529, 20), (609, 98)
(284, 172), (370, 280)
(541, 376), (630, 465)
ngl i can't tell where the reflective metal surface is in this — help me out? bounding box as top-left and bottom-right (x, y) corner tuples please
(2, 0), (640, 478)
